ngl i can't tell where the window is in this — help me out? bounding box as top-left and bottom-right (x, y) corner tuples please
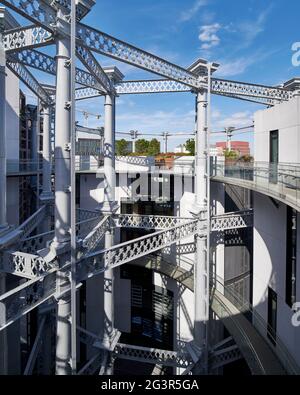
(286, 207), (297, 307)
(269, 130), (279, 184)
(268, 287), (277, 345)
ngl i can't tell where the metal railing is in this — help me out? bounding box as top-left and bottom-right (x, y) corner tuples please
(211, 160), (300, 209)
(211, 275), (300, 375)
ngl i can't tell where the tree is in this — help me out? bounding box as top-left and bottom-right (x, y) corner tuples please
(239, 154), (253, 163)
(224, 149), (238, 160)
(185, 138), (195, 155)
(116, 139), (130, 156)
(135, 139), (149, 155)
(148, 138), (160, 156)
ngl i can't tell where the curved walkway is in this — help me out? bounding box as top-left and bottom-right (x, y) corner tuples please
(131, 254), (288, 375)
(212, 175), (300, 212)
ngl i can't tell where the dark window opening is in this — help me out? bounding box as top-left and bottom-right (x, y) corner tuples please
(286, 206), (297, 307)
(269, 130), (279, 184)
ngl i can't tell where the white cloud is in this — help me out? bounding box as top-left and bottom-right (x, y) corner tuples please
(116, 109), (195, 133)
(180, 0), (208, 22)
(237, 6), (273, 48)
(216, 48), (278, 77)
(199, 23), (221, 50)
(213, 111), (254, 130)
(216, 57), (255, 77)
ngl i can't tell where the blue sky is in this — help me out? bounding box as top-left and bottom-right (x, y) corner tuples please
(18, 0), (300, 151)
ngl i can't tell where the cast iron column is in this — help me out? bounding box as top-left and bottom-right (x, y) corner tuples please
(194, 89), (209, 371)
(0, 8), (7, 232)
(53, 8), (72, 375)
(102, 93), (116, 357)
(40, 106), (53, 202)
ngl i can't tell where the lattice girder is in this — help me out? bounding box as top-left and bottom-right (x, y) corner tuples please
(113, 343), (193, 368)
(1, 251), (56, 279)
(211, 210), (253, 232)
(116, 214), (193, 230)
(0, 0), (57, 31)
(10, 48), (104, 91)
(76, 44), (113, 93)
(4, 25), (54, 53)
(77, 219), (198, 281)
(212, 78), (292, 103)
(6, 60), (52, 105)
(76, 23), (205, 90)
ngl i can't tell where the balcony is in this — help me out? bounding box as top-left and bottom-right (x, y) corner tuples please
(211, 159), (300, 211)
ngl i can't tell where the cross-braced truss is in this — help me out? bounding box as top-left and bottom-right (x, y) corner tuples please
(74, 78), (293, 105)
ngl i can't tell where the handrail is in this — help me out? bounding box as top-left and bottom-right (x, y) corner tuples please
(211, 160), (300, 211)
(212, 275), (300, 375)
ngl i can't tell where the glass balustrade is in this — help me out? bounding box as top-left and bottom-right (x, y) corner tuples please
(211, 159), (300, 209)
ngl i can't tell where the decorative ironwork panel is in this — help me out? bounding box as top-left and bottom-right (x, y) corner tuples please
(82, 215), (110, 254)
(76, 23), (205, 90)
(211, 210), (253, 232)
(1, 251), (55, 279)
(75, 86), (101, 100)
(77, 219), (198, 282)
(13, 49), (103, 90)
(12, 49), (56, 74)
(116, 214), (192, 230)
(6, 60), (52, 105)
(116, 155), (154, 166)
(0, 0), (56, 31)
(113, 343), (192, 368)
(116, 79), (190, 95)
(212, 78), (292, 104)
(4, 25), (53, 52)
(76, 45), (113, 93)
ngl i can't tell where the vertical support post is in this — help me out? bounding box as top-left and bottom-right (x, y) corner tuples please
(0, 273), (7, 374)
(35, 100), (41, 208)
(103, 93), (117, 210)
(163, 132), (168, 154)
(55, 296), (71, 375)
(70, 0), (77, 375)
(130, 130), (137, 153)
(103, 230), (114, 364)
(194, 89), (209, 370)
(53, 21), (71, 248)
(101, 93), (116, 364)
(0, 7), (7, 232)
(40, 106), (53, 201)
(53, 7), (72, 376)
